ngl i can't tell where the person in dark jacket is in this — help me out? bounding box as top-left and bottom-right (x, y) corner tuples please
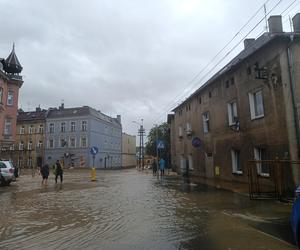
(152, 159), (157, 175)
(40, 163), (50, 185)
(55, 160), (63, 184)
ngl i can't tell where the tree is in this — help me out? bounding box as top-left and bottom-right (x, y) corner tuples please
(145, 122), (170, 162)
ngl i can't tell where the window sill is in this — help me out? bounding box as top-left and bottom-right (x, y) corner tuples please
(258, 173), (270, 178)
(251, 114), (264, 120)
(232, 171), (243, 176)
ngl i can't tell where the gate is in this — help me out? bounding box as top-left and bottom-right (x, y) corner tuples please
(247, 159), (300, 200)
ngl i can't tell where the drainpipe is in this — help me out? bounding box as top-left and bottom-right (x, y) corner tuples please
(287, 34), (300, 158)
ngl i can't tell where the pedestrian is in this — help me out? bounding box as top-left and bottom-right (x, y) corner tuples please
(152, 159), (157, 175)
(55, 160), (63, 184)
(159, 158), (166, 176)
(40, 163), (50, 185)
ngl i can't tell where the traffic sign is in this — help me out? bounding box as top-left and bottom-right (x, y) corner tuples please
(157, 140), (165, 149)
(192, 137), (202, 148)
(90, 146), (99, 155)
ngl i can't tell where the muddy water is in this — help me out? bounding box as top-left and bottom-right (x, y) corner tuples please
(0, 169), (296, 250)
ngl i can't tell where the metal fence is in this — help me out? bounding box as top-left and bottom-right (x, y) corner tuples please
(247, 159), (300, 200)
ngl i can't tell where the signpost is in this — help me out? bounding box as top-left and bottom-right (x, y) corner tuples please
(90, 146), (99, 181)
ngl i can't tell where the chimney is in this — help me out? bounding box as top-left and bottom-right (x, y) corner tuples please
(292, 13), (300, 33)
(36, 105), (41, 112)
(59, 102), (64, 110)
(268, 15), (283, 33)
(244, 38), (255, 49)
(116, 115), (121, 123)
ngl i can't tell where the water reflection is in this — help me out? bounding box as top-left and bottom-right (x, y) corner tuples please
(0, 169), (295, 250)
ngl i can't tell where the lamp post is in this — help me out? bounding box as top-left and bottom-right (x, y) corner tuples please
(155, 124), (159, 178)
(132, 119), (145, 170)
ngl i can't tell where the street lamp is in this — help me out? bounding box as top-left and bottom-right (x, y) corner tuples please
(132, 119), (145, 170)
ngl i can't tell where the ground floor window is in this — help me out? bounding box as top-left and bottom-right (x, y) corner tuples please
(254, 147), (269, 176)
(231, 149), (242, 174)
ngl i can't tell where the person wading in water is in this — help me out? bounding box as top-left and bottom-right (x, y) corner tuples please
(55, 160), (63, 184)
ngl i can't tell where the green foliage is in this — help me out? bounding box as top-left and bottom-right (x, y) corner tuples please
(145, 122), (170, 160)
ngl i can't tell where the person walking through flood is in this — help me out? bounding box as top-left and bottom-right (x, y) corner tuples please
(152, 159), (157, 175)
(40, 163), (49, 185)
(55, 160), (63, 184)
(159, 158), (166, 176)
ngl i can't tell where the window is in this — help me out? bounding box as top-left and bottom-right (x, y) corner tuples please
(61, 122), (66, 132)
(0, 87), (3, 103)
(69, 137), (76, 147)
(202, 112), (210, 133)
(4, 119), (12, 135)
(9, 144), (14, 150)
(186, 123), (192, 135)
(20, 126), (25, 134)
(254, 147), (269, 176)
(225, 80), (229, 88)
(49, 123), (54, 133)
(19, 141), (24, 150)
(28, 141), (33, 150)
(18, 157), (23, 167)
(37, 141), (43, 148)
(230, 77), (235, 85)
(249, 89), (264, 119)
(178, 126), (183, 138)
(29, 125), (34, 134)
(39, 125), (44, 133)
(227, 101), (238, 126)
(60, 138), (67, 147)
(28, 157), (33, 167)
(231, 149), (242, 174)
(7, 90), (13, 106)
(209, 92), (212, 98)
(81, 137), (87, 147)
(71, 122), (76, 132)
(82, 121), (87, 131)
(48, 139), (54, 149)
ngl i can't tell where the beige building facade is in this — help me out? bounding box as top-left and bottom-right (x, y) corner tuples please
(122, 133), (136, 168)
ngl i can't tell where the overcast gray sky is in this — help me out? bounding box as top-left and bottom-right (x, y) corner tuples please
(0, 0), (298, 138)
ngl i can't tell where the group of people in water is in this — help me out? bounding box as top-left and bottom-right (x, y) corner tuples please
(39, 160), (64, 185)
(152, 158), (166, 176)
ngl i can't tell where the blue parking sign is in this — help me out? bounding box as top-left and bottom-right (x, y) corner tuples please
(157, 140), (165, 149)
(90, 146), (99, 155)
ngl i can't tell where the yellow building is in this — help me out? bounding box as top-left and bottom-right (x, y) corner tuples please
(12, 107), (47, 169)
(122, 132), (136, 168)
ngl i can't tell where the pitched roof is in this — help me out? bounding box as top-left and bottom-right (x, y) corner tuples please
(17, 109), (47, 122)
(4, 43), (23, 74)
(173, 32), (298, 111)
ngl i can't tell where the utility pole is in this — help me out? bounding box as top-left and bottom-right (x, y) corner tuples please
(155, 124), (159, 178)
(137, 119), (145, 170)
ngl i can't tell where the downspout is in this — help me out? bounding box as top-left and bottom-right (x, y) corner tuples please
(287, 34), (300, 158)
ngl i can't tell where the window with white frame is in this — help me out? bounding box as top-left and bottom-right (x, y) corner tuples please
(20, 126), (25, 134)
(39, 125), (44, 133)
(37, 141), (43, 148)
(19, 141), (24, 150)
(29, 125), (34, 134)
(202, 112), (210, 133)
(82, 121), (87, 131)
(178, 126), (183, 138)
(69, 137), (76, 147)
(49, 123), (54, 133)
(61, 122), (66, 132)
(28, 141), (33, 150)
(231, 149), (242, 174)
(249, 89), (264, 119)
(227, 101), (238, 125)
(7, 90), (13, 106)
(71, 122), (76, 132)
(18, 157), (23, 167)
(254, 147), (269, 176)
(81, 137), (87, 147)
(48, 139), (54, 149)
(4, 119), (12, 135)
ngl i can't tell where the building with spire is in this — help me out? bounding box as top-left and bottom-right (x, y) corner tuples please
(0, 44), (23, 158)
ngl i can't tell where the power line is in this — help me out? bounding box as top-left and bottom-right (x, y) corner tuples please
(151, 0), (270, 122)
(153, 0), (283, 124)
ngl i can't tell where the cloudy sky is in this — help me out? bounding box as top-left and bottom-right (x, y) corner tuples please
(0, 0), (298, 138)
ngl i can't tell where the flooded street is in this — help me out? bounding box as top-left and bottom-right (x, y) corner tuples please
(0, 169), (296, 250)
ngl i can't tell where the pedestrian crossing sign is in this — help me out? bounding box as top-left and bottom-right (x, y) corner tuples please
(157, 140), (165, 149)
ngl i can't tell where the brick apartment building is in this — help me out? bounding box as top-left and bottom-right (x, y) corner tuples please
(168, 14), (300, 189)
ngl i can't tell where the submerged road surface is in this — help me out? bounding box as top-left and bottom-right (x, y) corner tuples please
(0, 169), (296, 250)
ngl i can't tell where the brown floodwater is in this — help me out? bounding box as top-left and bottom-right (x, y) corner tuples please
(0, 169), (296, 250)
